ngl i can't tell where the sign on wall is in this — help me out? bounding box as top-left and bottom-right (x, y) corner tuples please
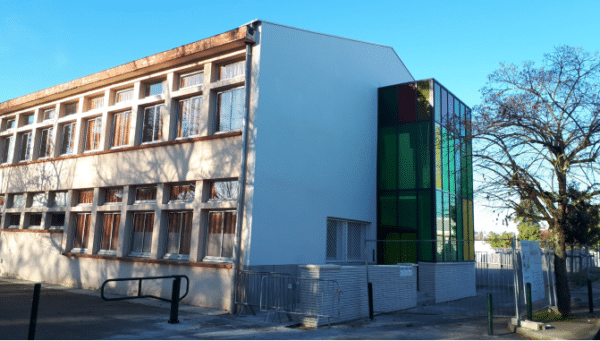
(520, 240), (545, 302)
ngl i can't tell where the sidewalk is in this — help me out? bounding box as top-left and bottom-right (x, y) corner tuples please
(0, 277), (520, 340)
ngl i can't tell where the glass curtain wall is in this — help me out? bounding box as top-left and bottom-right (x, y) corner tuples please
(377, 79), (474, 264)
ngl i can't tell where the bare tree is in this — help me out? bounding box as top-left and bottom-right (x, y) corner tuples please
(473, 46), (600, 316)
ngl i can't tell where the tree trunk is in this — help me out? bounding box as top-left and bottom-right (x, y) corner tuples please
(554, 238), (571, 316)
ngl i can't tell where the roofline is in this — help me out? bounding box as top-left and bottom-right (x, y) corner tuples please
(246, 19), (415, 82)
(0, 25), (255, 115)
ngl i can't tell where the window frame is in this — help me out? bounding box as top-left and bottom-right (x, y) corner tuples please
(204, 210), (237, 261)
(72, 213), (92, 252)
(42, 108), (56, 121)
(177, 95), (203, 138)
(142, 104), (164, 143)
(49, 213), (66, 230)
(4, 118), (15, 131)
(114, 88), (134, 104)
(38, 127), (54, 159)
(134, 186), (157, 203)
(99, 213), (121, 254)
(219, 60), (245, 80)
(179, 71), (204, 89)
(129, 212), (154, 257)
(84, 116), (102, 152)
(23, 114), (34, 126)
(216, 87), (245, 133)
(145, 81), (165, 97)
(31, 193), (47, 207)
(8, 213), (21, 228)
(2, 135), (14, 164)
(77, 189), (94, 205)
(88, 95), (104, 111)
(104, 188), (123, 205)
(169, 183), (195, 203)
(12, 194), (24, 208)
(209, 180), (239, 201)
(326, 218), (368, 263)
(111, 111), (131, 148)
(64, 102), (78, 116)
(60, 122), (77, 155)
(164, 211), (192, 259)
(19, 131), (32, 162)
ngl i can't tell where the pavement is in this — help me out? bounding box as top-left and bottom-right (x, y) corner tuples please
(0, 276), (598, 339)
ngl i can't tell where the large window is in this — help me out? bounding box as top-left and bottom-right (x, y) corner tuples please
(2, 136), (13, 163)
(166, 211), (192, 257)
(60, 122), (76, 155)
(88, 96), (104, 111)
(217, 88), (245, 132)
(135, 186), (156, 202)
(170, 183), (195, 202)
(19, 132), (32, 161)
(100, 213), (120, 252)
(142, 104), (164, 143)
(131, 212), (154, 256)
(73, 213), (91, 250)
(326, 218), (367, 263)
(104, 188), (123, 204)
(39, 127), (53, 158)
(84, 117), (102, 151)
(206, 211), (236, 259)
(146, 81), (164, 97)
(111, 111), (130, 147)
(177, 96), (202, 138)
(31, 193), (47, 207)
(180, 71), (203, 89)
(115, 88), (133, 104)
(78, 190), (94, 205)
(219, 60), (245, 80)
(209, 180), (239, 200)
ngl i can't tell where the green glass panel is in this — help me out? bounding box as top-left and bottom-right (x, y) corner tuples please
(434, 83), (441, 123)
(435, 124), (442, 189)
(436, 190), (443, 260)
(378, 86), (399, 128)
(455, 137), (461, 197)
(443, 192), (450, 261)
(448, 94), (454, 128)
(467, 141), (473, 199)
(416, 122), (431, 189)
(379, 195), (397, 227)
(441, 88), (448, 126)
(468, 200), (475, 260)
(399, 232), (417, 263)
(397, 127), (416, 190)
(417, 81), (431, 121)
(456, 196), (464, 261)
(442, 127), (450, 192)
(397, 191), (417, 229)
(418, 191), (433, 261)
(460, 103), (466, 137)
(449, 134), (455, 195)
(383, 232), (402, 265)
(461, 141), (468, 198)
(378, 127), (397, 191)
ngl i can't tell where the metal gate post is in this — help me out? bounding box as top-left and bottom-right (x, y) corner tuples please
(512, 237), (521, 321)
(168, 277), (181, 324)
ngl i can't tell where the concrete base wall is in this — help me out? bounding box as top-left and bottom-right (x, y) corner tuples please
(299, 264), (417, 326)
(0, 231), (233, 310)
(418, 262), (476, 304)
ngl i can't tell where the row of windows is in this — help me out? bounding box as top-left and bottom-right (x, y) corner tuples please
(1, 60), (245, 130)
(0, 180), (239, 209)
(0, 86), (245, 164)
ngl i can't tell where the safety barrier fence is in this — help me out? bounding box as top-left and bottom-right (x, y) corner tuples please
(260, 276), (340, 326)
(234, 270), (291, 315)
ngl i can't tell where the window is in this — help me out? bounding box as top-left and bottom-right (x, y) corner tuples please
(19, 132), (32, 161)
(180, 71), (203, 89)
(43, 108), (56, 121)
(31, 193), (47, 207)
(84, 117), (102, 151)
(219, 60), (245, 80)
(146, 81), (164, 97)
(131, 212), (154, 256)
(177, 96), (202, 138)
(0, 196), (4, 207)
(166, 212), (192, 257)
(88, 96), (104, 110)
(105, 188), (123, 204)
(23, 114), (34, 126)
(326, 218), (367, 262)
(39, 127), (53, 158)
(50, 213), (65, 229)
(64, 102), (77, 116)
(2, 136), (14, 163)
(142, 104), (164, 142)
(100, 213), (120, 252)
(216, 87), (245, 132)
(4, 118), (15, 130)
(111, 111), (130, 148)
(115, 88), (133, 104)
(60, 122), (76, 155)
(170, 183), (195, 202)
(12, 194), (24, 208)
(53, 192), (67, 207)
(135, 186), (156, 202)
(78, 190), (94, 205)
(73, 213), (91, 250)
(29, 214), (42, 227)
(8, 214), (20, 228)
(206, 211), (236, 259)
(209, 180), (239, 200)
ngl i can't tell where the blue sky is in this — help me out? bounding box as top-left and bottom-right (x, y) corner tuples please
(1, 0), (599, 233)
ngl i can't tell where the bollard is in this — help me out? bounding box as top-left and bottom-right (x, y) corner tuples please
(368, 282), (374, 320)
(526, 283), (532, 320)
(487, 293), (493, 335)
(168, 277), (181, 324)
(28, 283), (41, 340)
(588, 279), (594, 313)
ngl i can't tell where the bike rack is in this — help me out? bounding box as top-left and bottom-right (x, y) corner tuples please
(101, 275), (189, 323)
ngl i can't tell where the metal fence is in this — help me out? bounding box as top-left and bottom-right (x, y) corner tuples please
(260, 276), (340, 326)
(234, 270), (291, 315)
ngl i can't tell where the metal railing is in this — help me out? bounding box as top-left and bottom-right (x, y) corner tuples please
(100, 275), (189, 323)
(235, 270), (291, 315)
(260, 276), (340, 326)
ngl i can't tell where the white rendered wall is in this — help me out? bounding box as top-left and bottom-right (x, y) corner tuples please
(246, 22), (413, 266)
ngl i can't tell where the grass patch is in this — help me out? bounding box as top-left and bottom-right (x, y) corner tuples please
(532, 308), (575, 322)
